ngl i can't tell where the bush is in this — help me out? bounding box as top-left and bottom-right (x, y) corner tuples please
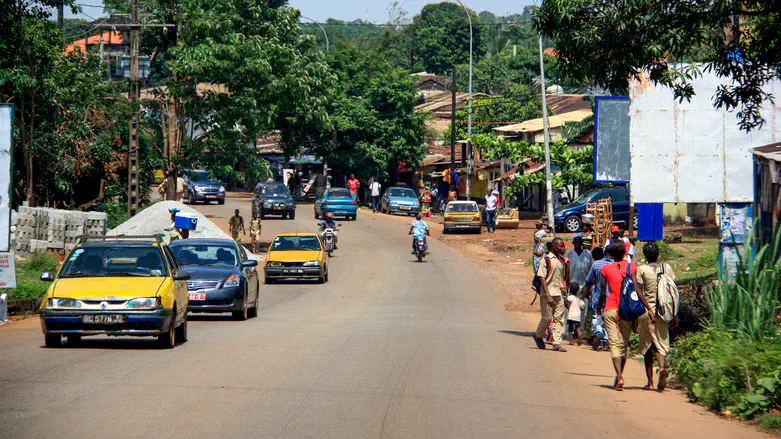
(657, 240), (680, 260)
(9, 253), (60, 301)
(756, 413), (781, 432)
(690, 250), (718, 270)
(24, 253), (59, 273)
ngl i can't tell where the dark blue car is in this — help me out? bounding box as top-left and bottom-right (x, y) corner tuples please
(169, 239), (260, 321)
(545, 187), (633, 232)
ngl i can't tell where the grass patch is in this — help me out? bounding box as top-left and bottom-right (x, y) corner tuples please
(9, 253), (59, 301)
(657, 240), (681, 259)
(756, 413), (781, 432)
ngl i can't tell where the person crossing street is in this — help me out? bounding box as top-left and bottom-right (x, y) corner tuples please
(485, 189), (499, 233)
(229, 209), (246, 243)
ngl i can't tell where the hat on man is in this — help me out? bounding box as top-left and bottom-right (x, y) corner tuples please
(610, 225), (620, 233)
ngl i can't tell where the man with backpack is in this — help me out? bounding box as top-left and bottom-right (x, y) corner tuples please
(633, 241), (678, 392)
(598, 241), (654, 391)
(533, 237), (569, 352)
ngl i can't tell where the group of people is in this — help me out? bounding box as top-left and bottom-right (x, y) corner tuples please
(532, 225), (676, 392)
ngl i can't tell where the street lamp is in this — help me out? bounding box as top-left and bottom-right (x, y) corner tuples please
(452, 0), (473, 200)
(300, 16), (329, 53)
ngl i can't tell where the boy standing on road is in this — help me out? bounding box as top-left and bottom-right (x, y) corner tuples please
(485, 190), (498, 233)
(533, 237), (568, 352)
(347, 174), (360, 202)
(229, 209), (246, 243)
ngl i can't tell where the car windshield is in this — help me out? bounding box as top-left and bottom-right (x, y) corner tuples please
(59, 246), (167, 278)
(569, 190), (597, 206)
(170, 244), (238, 267)
(447, 203), (478, 213)
(388, 188), (416, 198)
(191, 171), (211, 183)
(271, 236), (321, 251)
(262, 185), (289, 196)
(327, 189), (352, 199)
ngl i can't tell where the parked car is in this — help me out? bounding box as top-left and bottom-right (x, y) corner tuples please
(314, 188), (358, 220)
(380, 187), (420, 215)
(264, 233), (328, 284)
(253, 183), (296, 219)
(544, 187), (634, 232)
(169, 238), (260, 321)
(183, 170), (226, 205)
(443, 200), (482, 234)
(38, 236), (190, 349)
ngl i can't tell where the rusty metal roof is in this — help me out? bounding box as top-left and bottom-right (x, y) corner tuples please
(753, 142), (781, 163)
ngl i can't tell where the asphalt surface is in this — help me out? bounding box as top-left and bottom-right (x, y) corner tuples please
(0, 195), (769, 439)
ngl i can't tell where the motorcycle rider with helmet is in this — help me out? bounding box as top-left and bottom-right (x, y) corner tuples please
(318, 212), (338, 249)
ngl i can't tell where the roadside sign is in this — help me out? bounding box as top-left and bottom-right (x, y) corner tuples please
(0, 253), (16, 288)
(593, 96), (631, 184)
(0, 104), (13, 252)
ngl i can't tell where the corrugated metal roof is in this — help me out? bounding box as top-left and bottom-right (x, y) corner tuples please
(494, 109), (593, 135)
(64, 30), (125, 54)
(753, 142), (781, 163)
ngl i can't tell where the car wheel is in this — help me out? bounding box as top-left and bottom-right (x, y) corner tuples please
(314, 209), (319, 219)
(259, 209), (265, 220)
(564, 215), (582, 233)
(232, 301), (249, 321)
(318, 274), (326, 284)
(188, 193), (194, 204)
(289, 211), (295, 220)
(158, 313), (176, 349)
(44, 334), (62, 348)
(218, 199), (225, 205)
(175, 313), (188, 343)
(66, 335), (82, 345)
(324, 270), (329, 282)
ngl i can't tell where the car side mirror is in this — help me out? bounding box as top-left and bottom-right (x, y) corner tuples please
(40, 272), (55, 282)
(241, 260), (258, 268)
(172, 270), (191, 281)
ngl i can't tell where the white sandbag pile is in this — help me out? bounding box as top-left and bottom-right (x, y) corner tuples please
(109, 201), (232, 241)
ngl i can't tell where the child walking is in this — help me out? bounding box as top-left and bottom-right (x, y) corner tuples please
(566, 282), (585, 345)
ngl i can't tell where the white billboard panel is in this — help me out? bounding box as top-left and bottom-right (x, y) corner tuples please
(629, 68), (781, 203)
(0, 105), (11, 252)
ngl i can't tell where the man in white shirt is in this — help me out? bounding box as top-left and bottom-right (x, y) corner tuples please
(369, 177), (381, 213)
(485, 189), (499, 233)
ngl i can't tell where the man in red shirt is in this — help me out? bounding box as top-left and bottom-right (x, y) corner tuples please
(347, 174), (360, 202)
(598, 241), (652, 390)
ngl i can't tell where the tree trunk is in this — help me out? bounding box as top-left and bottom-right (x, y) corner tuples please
(26, 94), (35, 206)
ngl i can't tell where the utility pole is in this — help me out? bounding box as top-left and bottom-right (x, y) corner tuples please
(538, 35), (555, 237)
(127, 0), (140, 217)
(57, 0), (64, 30)
(450, 67), (457, 191)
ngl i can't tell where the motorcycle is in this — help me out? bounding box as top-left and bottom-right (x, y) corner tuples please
(414, 237), (427, 262)
(320, 225), (340, 256)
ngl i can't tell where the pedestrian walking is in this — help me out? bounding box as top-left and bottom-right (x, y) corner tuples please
(347, 174), (360, 202)
(605, 225), (635, 262)
(369, 177), (382, 213)
(229, 209), (246, 243)
(566, 282), (585, 345)
(564, 235), (593, 287)
(0, 291), (8, 324)
(313, 172), (326, 200)
(598, 241), (652, 390)
(485, 190), (498, 233)
(249, 218), (262, 253)
(634, 242), (676, 391)
(532, 237), (568, 352)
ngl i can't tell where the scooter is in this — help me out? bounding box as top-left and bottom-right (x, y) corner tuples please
(320, 225), (340, 256)
(413, 237), (427, 262)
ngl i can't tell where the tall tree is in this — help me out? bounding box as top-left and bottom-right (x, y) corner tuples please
(535, 0), (781, 131)
(411, 2), (484, 75)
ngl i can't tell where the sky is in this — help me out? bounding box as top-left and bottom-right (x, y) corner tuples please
(64, 0), (535, 22)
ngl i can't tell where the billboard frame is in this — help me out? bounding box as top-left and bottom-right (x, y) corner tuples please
(0, 103), (14, 253)
(593, 95), (630, 185)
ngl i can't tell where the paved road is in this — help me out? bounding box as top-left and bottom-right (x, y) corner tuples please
(0, 196), (768, 438)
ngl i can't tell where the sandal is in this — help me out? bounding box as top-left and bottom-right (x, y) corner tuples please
(642, 384), (655, 391)
(552, 345), (567, 352)
(658, 369), (669, 391)
(615, 378), (624, 391)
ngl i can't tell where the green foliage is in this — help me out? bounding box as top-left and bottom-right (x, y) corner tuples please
(657, 241), (681, 260)
(756, 413), (781, 432)
(706, 223), (781, 342)
(411, 2), (484, 74)
(25, 253), (58, 273)
(535, 0), (781, 132)
(690, 250), (719, 271)
(9, 253), (59, 301)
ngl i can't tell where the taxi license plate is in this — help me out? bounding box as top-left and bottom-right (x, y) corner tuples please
(81, 315), (125, 324)
(400, 206), (411, 210)
(206, 195), (217, 199)
(189, 292), (206, 301)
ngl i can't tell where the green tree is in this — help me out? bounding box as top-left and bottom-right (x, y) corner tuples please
(411, 2), (484, 75)
(535, 0), (781, 131)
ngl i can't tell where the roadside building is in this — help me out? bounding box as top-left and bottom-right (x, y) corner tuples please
(752, 143), (781, 247)
(64, 30), (132, 81)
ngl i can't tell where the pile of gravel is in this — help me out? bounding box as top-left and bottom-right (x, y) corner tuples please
(108, 201), (232, 241)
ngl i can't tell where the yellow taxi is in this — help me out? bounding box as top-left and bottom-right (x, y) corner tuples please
(38, 235), (190, 349)
(443, 200), (482, 234)
(264, 233), (328, 284)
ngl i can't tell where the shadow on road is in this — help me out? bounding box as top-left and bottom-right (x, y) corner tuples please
(41, 338), (180, 350)
(188, 314), (235, 322)
(497, 329), (535, 338)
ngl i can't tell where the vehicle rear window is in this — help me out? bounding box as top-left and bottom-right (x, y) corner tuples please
(170, 244), (238, 267)
(60, 246), (167, 278)
(388, 188), (416, 198)
(261, 185), (289, 196)
(328, 189), (352, 199)
(271, 236), (321, 251)
(447, 203), (478, 213)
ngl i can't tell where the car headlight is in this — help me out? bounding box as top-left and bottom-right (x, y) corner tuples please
(223, 274), (240, 288)
(126, 297), (162, 309)
(268, 261), (281, 267)
(263, 201), (272, 208)
(390, 201), (399, 206)
(303, 260), (320, 267)
(48, 298), (82, 309)
(219, 186), (226, 193)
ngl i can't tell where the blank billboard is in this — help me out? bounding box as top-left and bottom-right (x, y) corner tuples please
(629, 68), (781, 203)
(594, 96), (630, 183)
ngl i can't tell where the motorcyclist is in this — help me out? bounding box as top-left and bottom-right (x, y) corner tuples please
(408, 213), (430, 254)
(318, 212), (338, 249)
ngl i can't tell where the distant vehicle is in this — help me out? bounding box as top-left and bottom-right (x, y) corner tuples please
(380, 187), (420, 215)
(443, 201), (482, 234)
(264, 233), (328, 284)
(253, 183), (296, 220)
(183, 170), (226, 205)
(169, 239), (260, 321)
(543, 187), (634, 232)
(314, 188), (358, 220)
(38, 236), (190, 349)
